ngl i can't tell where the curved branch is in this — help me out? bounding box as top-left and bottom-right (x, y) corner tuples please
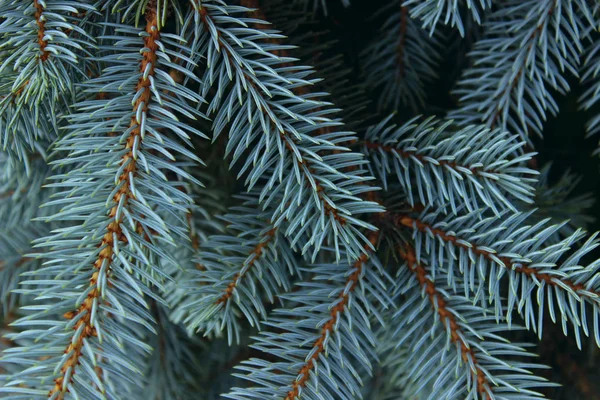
(215, 226), (278, 305)
(197, 6), (349, 226)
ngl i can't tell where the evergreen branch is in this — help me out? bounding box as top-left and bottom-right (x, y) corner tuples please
(449, 0), (594, 143)
(0, 1), (599, 398)
(0, 0), (95, 159)
(390, 208), (600, 347)
(193, 0), (383, 261)
(225, 231), (392, 400)
(0, 3), (207, 397)
(398, 244), (492, 398)
(47, 10), (164, 398)
(177, 194), (301, 344)
(403, 0), (492, 36)
(579, 31), (600, 141)
(362, 1), (442, 113)
(248, 0), (370, 132)
(283, 234), (378, 400)
(393, 244), (553, 399)
(214, 228), (278, 305)
(361, 116), (538, 214)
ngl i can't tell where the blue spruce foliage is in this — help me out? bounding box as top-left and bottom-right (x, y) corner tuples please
(1, 0), (600, 399)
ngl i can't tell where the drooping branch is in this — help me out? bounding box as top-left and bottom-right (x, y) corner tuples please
(197, 6), (349, 226)
(48, 7), (161, 399)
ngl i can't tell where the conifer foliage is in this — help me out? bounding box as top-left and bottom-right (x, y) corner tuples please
(1, 0), (599, 399)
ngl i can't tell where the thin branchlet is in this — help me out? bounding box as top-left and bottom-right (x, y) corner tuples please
(215, 226), (278, 305)
(284, 230), (379, 400)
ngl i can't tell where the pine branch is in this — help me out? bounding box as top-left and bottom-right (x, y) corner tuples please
(361, 116), (538, 214)
(0, 3), (208, 397)
(389, 207), (600, 348)
(392, 244), (553, 399)
(191, 0), (383, 261)
(1, 1), (600, 399)
(0, 0), (95, 160)
(403, 0), (492, 36)
(362, 1), (441, 113)
(47, 10), (166, 398)
(449, 0), (594, 144)
(175, 193), (301, 344)
(225, 231), (392, 400)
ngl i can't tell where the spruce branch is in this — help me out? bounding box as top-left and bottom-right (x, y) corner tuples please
(403, 0), (492, 36)
(393, 244), (553, 399)
(0, 0), (95, 160)
(449, 0), (594, 143)
(1, 1), (600, 398)
(192, 0), (383, 261)
(391, 208), (600, 348)
(361, 116), (538, 214)
(398, 244), (494, 398)
(47, 9), (165, 398)
(176, 194), (301, 344)
(225, 230), (393, 400)
(1, 3), (208, 397)
(362, 1), (441, 113)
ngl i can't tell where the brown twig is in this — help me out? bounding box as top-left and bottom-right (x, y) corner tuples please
(391, 213), (592, 294)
